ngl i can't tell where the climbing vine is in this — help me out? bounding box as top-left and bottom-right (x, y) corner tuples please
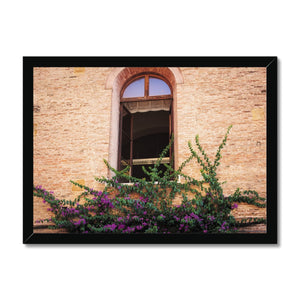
(34, 125), (266, 234)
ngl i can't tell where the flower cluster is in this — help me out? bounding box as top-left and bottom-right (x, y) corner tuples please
(34, 184), (239, 234)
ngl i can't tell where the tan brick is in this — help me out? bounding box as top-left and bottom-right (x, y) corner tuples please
(33, 67), (267, 222)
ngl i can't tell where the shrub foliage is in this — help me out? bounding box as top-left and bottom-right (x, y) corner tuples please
(34, 126), (266, 234)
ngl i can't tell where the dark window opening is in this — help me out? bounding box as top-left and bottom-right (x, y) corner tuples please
(118, 74), (173, 182)
(132, 131), (169, 181)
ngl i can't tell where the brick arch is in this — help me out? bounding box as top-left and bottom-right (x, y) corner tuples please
(107, 67), (183, 177)
(105, 67), (184, 90)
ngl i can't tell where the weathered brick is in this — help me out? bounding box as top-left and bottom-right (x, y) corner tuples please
(33, 67), (266, 224)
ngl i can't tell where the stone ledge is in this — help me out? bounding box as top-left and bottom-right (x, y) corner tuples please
(33, 225), (266, 234)
(237, 223), (266, 233)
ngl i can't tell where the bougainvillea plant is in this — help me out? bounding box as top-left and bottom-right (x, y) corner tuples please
(34, 126), (266, 234)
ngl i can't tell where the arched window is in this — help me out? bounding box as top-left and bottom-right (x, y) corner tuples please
(118, 74), (174, 180)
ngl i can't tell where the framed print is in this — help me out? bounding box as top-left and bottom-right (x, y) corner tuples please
(23, 56), (277, 244)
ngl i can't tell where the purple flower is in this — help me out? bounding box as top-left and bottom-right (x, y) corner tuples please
(231, 203), (238, 209)
(136, 202), (143, 209)
(220, 221), (227, 231)
(118, 224), (125, 230)
(126, 227), (135, 233)
(141, 197), (149, 203)
(143, 211), (147, 215)
(190, 212), (199, 220)
(184, 215), (191, 222)
(73, 218), (86, 226)
(104, 223), (117, 231)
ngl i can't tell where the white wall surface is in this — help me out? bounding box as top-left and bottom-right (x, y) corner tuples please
(0, 1), (298, 300)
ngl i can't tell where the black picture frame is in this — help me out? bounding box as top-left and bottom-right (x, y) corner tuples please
(23, 56), (277, 244)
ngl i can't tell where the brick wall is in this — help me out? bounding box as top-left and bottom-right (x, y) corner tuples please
(177, 67), (266, 197)
(33, 67), (112, 221)
(33, 67), (266, 224)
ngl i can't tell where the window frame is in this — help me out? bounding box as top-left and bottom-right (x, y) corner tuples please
(118, 73), (174, 177)
(120, 73), (173, 103)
